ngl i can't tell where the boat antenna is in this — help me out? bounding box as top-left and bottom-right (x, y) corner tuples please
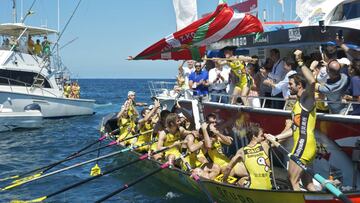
(51, 0), (82, 53)
(12, 0), (17, 23)
(21, 0), (37, 24)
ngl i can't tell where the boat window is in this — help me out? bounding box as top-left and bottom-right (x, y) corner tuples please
(0, 69), (51, 88)
(332, 1), (360, 21)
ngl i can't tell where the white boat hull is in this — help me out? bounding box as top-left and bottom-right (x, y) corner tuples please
(0, 111), (42, 132)
(0, 91), (95, 118)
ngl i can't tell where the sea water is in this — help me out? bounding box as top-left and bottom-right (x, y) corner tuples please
(0, 79), (200, 202)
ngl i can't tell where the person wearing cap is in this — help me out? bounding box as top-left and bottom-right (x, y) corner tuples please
(316, 60), (349, 114)
(42, 36), (51, 57)
(116, 91), (141, 145)
(188, 62), (209, 99)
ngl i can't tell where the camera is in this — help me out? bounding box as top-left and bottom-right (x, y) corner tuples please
(337, 29), (343, 40)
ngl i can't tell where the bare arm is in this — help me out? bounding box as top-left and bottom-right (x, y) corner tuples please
(202, 123), (212, 149)
(157, 131), (166, 150)
(223, 149), (244, 182)
(186, 134), (204, 152)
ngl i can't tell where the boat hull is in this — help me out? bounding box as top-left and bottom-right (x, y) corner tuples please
(0, 91), (95, 118)
(0, 111), (42, 132)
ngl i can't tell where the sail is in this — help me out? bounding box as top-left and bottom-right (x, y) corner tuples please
(133, 3), (263, 61)
(173, 0), (198, 31)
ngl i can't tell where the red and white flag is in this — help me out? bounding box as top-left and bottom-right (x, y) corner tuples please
(133, 3), (263, 61)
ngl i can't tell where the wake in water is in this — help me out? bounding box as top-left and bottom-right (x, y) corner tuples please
(164, 191), (181, 200)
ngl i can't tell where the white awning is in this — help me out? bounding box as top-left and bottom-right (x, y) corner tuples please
(0, 23), (58, 36)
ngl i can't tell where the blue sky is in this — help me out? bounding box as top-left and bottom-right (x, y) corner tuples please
(0, 0), (295, 79)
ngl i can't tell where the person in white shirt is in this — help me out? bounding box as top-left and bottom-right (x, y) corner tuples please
(209, 60), (230, 103)
(264, 57), (297, 101)
(179, 60), (195, 98)
(267, 49), (286, 109)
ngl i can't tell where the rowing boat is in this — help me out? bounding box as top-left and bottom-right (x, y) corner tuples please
(101, 114), (360, 203)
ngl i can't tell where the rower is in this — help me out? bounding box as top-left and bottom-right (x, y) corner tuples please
(157, 113), (186, 165)
(223, 122), (272, 190)
(200, 113), (247, 179)
(134, 100), (160, 152)
(265, 49), (317, 191)
(149, 109), (170, 160)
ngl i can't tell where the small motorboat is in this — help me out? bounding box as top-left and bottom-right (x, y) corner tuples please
(0, 103), (43, 132)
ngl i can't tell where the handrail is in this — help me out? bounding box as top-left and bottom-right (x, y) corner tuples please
(148, 80), (360, 116)
(0, 76), (58, 97)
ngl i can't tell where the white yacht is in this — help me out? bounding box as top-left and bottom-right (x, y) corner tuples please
(0, 23), (95, 118)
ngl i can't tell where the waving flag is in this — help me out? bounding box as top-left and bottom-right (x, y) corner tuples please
(133, 3), (263, 61)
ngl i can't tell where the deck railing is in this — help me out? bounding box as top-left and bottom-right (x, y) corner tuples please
(148, 81), (360, 116)
(0, 76), (58, 98)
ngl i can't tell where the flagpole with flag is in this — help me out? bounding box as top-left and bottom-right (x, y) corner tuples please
(132, 2), (263, 61)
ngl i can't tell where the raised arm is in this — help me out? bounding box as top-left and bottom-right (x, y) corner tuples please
(294, 50), (316, 96)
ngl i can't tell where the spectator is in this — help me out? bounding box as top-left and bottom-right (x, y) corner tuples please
(247, 63), (261, 107)
(309, 60), (329, 113)
(188, 62), (209, 99)
(263, 57), (297, 107)
(179, 60), (195, 98)
(222, 46), (237, 97)
(251, 55), (260, 73)
(257, 58), (274, 108)
(9, 36), (18, 51)
(42, 36), (51, 56)
(344, 59), (360, 115)
(267, 49), (286, 109)
(27, 35), (34, 54)
(209, 59), (230, 103)
(34, 39), (42, 56)
(336, 36), (360, 60)
(316, 60), (349, 114)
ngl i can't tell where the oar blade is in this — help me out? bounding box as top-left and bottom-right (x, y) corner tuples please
(10, 196), (47, 203)
(90, 164), (101, 176)
(0, 175), (19, 182)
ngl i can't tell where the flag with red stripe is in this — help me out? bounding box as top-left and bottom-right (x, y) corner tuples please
(133, 3), (263, 61)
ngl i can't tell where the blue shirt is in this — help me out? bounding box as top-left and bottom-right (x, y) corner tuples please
(349, 76), (360, 115)
(189, 69), (209, 96)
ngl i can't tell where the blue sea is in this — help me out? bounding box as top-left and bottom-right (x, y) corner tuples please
(0, 79), (201, 203)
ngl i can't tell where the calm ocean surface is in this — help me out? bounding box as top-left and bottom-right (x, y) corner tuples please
(0, 79), (203, 203)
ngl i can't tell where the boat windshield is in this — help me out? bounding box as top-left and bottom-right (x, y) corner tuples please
(331, 1), (360, 22)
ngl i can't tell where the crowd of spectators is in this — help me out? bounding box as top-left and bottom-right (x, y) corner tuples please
(1, 35), (51, 57)
(173, 37), (360, 116)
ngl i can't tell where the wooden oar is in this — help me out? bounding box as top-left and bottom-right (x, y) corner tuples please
(90, 129), (153, 176)
(267, 138), (352, 203)
(10, 140), (176, 203)
(94, 153), (188, 203)
(0, 140), (154, 191)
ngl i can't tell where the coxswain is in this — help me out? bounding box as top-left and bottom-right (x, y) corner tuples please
(265, 49), (317, 191)
(116, 91), (140, 145)
(228, 57), (250, 105)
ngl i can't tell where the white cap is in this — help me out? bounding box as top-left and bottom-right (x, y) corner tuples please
(337, 58), (351, 66)
(128, 91), (135, 96)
